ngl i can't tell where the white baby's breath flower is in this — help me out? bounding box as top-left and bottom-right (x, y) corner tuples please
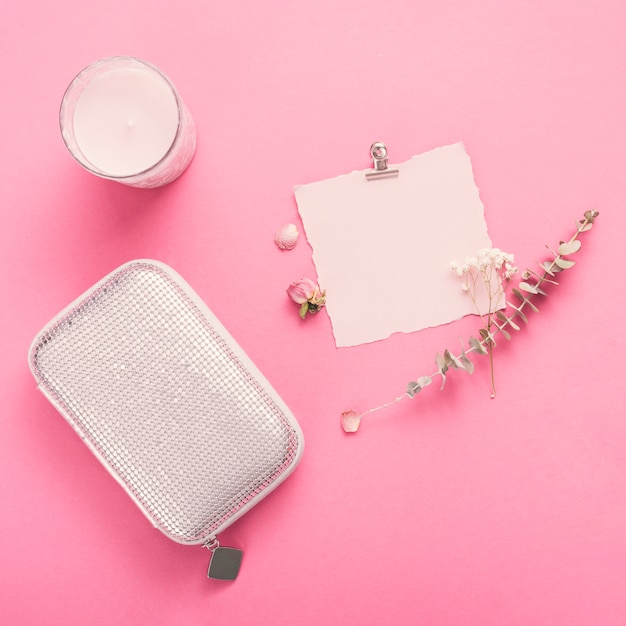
(451, 246), (519, 398)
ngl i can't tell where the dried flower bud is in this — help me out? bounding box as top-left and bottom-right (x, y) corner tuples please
(287, 277), (326, 318)
(286, 278), (318, 304)
(274, 223), (300, 250)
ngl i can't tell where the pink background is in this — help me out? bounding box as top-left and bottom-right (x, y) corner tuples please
(1, 1), (625, 624)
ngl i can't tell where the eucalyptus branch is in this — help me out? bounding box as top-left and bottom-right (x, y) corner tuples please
(341, 210), (599, 433)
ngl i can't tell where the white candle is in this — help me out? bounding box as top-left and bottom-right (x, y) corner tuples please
(60, 57), (196, 188)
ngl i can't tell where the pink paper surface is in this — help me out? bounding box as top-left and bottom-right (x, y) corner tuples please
(296, 143), (494, 346)
(2, 2), (626, 625)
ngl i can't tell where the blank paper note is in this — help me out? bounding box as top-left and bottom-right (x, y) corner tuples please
(294, 142), (494, 347)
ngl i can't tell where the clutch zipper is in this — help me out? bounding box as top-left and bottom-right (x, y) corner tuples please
(203, 536), (243, 581)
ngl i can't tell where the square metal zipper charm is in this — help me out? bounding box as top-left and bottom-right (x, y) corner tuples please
(208, 547), (243, 581)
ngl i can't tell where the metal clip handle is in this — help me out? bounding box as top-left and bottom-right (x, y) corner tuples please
(366, 142), (399, 181)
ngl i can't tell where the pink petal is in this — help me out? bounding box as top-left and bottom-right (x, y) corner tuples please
(274, 223), (300, 250)
(341, 409), (361, 433)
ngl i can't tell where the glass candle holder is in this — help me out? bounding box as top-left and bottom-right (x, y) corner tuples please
(60, 56), (196, 188)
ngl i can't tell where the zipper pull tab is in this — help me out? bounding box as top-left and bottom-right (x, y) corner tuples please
(204, 537), (243, 581)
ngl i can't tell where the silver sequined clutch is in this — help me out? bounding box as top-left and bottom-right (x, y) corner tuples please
(28, 260), (304, 580)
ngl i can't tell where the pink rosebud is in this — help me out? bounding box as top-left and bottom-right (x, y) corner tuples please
(286, 278), (318, 304)
(287, 277), (326, 319)
(341, 409), (361, 433)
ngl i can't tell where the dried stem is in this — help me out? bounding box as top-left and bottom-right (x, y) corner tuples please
(488, 343), (496, 398)
(343, 210), (599, 432)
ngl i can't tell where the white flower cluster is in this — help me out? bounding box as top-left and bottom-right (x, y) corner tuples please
(451, 248), (518, 280)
